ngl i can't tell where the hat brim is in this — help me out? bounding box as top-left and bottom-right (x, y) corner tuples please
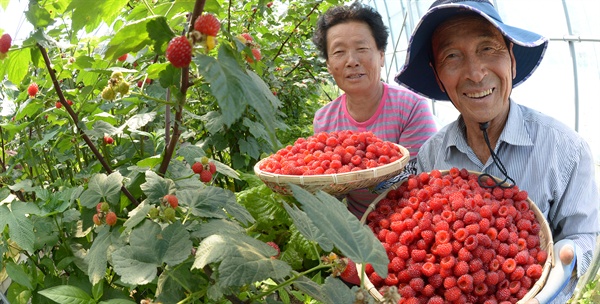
(394, 1), (548, 101)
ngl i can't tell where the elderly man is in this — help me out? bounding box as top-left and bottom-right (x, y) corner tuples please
(395, 0), (599, 303)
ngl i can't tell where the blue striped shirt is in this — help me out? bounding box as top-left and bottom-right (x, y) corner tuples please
(417, 100), (600, 303)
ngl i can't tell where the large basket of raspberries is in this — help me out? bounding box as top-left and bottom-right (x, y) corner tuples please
(358, 168), (553, 304)
(254, 130), (410, 196)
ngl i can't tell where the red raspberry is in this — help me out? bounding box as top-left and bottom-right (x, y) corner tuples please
(191, 162), (204, 174)
(496, 287), (511, 301)
(384, 273), (399, 286)
(514, 250), (529, 265)
(0, 33), (11, 53)
(411, 249), (426, 262)
(421, 262), (438, 277)
(457, 274), (474, 293)
(502, 258), (516, 274)
(389, 256), (405, 272)
(200, 170), (212, 183)
(444, 286), (462, 301)
(385, 231), (398, 244)
(514, 190), (529, 201)
(526, 264), (543, 279)
(433, 242), (452, 257)
(266, 241), (280, 259)
(510, 266), (525, 281)
(485, 271), (500, 285)
(339, 258), (360, 285)
(409, 277), (425, 291)
(440, 255), (456, 270)
(194, 13), (221, 36)
(454, 260), (469, 276)
(55, 101), (62, 109)
(166, 36), (192, 68)
(28, 83), (39, 97)
(105, 211), (117, 226)
(117, 54), (127, 61)
(240, 33), (253, 42)
(208, 162), (217, 174)
(473, 283), (488, 297)
(163, 194), (178, 208)
(103, 135), (114, 145)
(399, 285), (416, 298)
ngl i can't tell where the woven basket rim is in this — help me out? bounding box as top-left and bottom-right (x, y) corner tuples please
(254, 144), (410, 187)
(358, 169), (554, 303)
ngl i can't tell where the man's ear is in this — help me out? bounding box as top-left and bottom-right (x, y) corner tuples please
(509, 42), (517, 79)
(430, 62), (446, 93)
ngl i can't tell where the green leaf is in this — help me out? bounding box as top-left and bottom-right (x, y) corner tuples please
(176, 145), (206, 167)
(85, 120), (120, 139)
(0, 201), (40, 253)
(80, 172), (124, 208)
(179, 187), (233, 218)
(192, 219), (246, 239)
(321, 277), (355, 304)
(104, 16), (170, 61)
(112, 220), (192, 285)
(6, 49), (30, 85)
(139, 171), (175, 202)
(5, 261), (33, 290)
(122, 200), (153, 231)
(289, 184), (389, 278)
(25, 2), (54, 28)
(99, 299), (136, 304)
(283, 203), (333, 252)
(38, 285), (94, 304)
(123, 112), (156, 131)
(193, 233), (292, 288)
(86, 226), (112, 285)
(156, 261), (207, 304)
(68, 0), (129, 34)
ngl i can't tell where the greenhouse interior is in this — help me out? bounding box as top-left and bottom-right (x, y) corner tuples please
(1, 0), (600, 303)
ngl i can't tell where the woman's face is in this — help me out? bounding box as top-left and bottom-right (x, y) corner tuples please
(325, 21), (385, 95)
(431, 15), (516, 125)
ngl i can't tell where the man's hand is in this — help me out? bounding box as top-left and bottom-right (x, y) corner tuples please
(524, 239), (576, 304)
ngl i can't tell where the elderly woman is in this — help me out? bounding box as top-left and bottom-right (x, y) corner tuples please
(311, 2), (438, 219)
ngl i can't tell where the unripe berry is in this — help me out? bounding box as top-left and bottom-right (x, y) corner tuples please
(164, 207), (176, 222)
(101, 87), (116, 100)
(117, 81), (130, 95)
(148, 207), (159, 219)
(200, 156), (209, 165)
(100, 202), (110, 212)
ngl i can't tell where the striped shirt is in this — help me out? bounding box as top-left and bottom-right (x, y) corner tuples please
(313, 82), (437, 218)
(417, 100), (600, 303)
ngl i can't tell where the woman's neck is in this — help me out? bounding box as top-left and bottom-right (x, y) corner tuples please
(345, 82), (384, 123)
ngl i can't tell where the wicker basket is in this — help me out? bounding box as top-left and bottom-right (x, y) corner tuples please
(357, 170), (554, 303)
(254, 144), (410, 196)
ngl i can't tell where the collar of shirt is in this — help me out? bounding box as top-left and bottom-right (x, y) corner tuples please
(444, 99), (534, 164)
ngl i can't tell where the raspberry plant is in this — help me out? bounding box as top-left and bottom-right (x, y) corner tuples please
(0, 0), (403, 303)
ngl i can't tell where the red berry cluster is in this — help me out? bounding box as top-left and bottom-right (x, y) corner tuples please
(93, 202), (117, 226)
(259, 130), (404, 175)
(194, 13), (221, 37)
(365, 168), (547, 304)
(237, 33), (262, 64)
(0, 33), (11, 59)
(191, 158), (217, 183)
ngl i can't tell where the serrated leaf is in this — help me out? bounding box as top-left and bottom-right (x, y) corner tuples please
(193, 233), (292, 288)
(99, 299), (136, 304)
(86, 226), (112, 285)
(283, 203), (333, 252)
(160, 222), (193, 266)
(179, 187), (233, 218)
(80, 172), (124, 208)
(292, 276), (328, 303)
(104, 16), (168, 60)
(193, 219), (246, 239)
(38, 285), (94, 304)
(0, 201), (40, 253)
(176, 145), (206, 167)
(112, 245), (158, 285)
(290, 184), (389, 278)
(139, 171), (175, 202)
(222, 199), (255, 226)
(25, 3), (54, 28)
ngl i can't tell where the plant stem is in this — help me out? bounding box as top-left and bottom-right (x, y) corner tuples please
(157, 0), (206, 176)
(36, 43), (140, 206)
(272, 1), (322, 61)
(250, 264), (333, 301)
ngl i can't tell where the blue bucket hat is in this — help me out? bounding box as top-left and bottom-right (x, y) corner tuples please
(394, 0), (548, 101)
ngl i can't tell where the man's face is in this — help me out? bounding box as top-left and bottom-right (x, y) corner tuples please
(431, 14), (516, 124)
(325, 21), (385, 95)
